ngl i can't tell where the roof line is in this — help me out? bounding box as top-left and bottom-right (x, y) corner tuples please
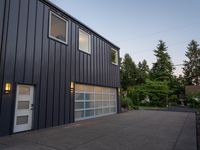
(40, 0), (120, 50)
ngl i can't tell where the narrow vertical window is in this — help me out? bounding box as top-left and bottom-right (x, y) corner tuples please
(49, 11), (68, 44)
(111, 48), (118, 65)
(79, 29), (91, 54)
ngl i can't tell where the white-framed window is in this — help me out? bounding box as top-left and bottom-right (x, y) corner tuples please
(49, 11), (68, 44)
(79, 29), (91, 54)
(111, 48), (118, 65)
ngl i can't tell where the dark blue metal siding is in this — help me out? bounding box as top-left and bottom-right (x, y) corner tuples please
(0, 0), (120, 136)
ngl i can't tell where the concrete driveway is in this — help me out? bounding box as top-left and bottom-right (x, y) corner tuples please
(0, 110), (197, 150)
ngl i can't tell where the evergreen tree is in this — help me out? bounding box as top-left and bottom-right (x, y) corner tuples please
(137, 59), (149, 84)
(120, 53), (138, 90)
(183, 40), (200, 85)
(150, 40), (174, 81)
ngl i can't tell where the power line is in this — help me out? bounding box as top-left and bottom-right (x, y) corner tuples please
(128, 37), (200, 55)
(173, 64), (184, 66)
(115, 23), (200, 43)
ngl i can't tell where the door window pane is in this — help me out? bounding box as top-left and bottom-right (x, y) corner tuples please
(16, 116), (28, 125)
(19, 86), (30, 95)
(18, 101), (29, 109)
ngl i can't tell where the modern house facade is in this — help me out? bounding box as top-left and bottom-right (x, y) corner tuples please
(0, 0), (120, 136)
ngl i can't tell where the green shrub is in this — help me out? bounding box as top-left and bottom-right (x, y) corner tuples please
(121, 96), (134, 109)
(186, 92), (200, 108)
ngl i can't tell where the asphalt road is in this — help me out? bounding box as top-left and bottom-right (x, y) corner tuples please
(0, 110), (197, 150)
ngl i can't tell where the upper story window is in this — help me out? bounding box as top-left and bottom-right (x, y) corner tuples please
(49, 11), (68, 44)
(111, 48), (118, 65)
(79, 29), (91, 54)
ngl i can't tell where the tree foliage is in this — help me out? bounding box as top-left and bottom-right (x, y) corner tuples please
(120, 53), (138, 90)
(127, 80), (170, 107)
(183, 40), (200, 85)
(150, 40), (174, 81)
(137, 59), (149, 84)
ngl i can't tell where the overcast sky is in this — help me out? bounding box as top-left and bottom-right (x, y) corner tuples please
(50, 0), (200, 76)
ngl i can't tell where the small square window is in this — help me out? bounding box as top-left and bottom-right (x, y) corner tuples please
(111, 48), (118, 65)
(49, 11), (68, 44)
(79, 29), (91, 54)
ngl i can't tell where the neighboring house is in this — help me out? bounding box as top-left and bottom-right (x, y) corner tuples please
(0, 0), (120, 136)
(185, 85), (200, 95)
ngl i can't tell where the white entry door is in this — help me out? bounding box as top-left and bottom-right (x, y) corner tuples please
(13, 85), (34, 133)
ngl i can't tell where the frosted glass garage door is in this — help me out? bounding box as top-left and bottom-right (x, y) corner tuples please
(75, 84), (117, 121)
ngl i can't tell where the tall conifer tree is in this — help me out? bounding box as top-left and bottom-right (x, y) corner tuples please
(183, 40), (200, 85)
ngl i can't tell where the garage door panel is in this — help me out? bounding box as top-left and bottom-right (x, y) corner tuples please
(75, 102), (84, 110)
(75, 84), (117, 121)
(75, 93), (84, 100)
(85, 101), (94, 109)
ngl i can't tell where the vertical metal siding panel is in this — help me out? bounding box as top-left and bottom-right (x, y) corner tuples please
(33, 1), (43, 129)
(100, 40), (103, 85)
(46, 40), (55, 127)
(102, 42), (105, 86)
(90, 35), (94, 84)
(53, 42), (60, 126)
(65, 20), (71, 123)
(98, 39), (101, 85)
(3, 0), (20, 83)
(96, 37), (99, 85)
(71, 23), (76, 82)
(70, 22), (76, 123)
(84, 53), (87, 83)
(107, 44), (111, 86)
(0, 0), (5, 58)
(1, 0), (20, 136)
(24, 0), (37, 83)
(104, 43), (107, 86)
(59, 44), (66, 125)
(118, 50), (120, 87)
(75, 49), (79, 82)
(79, 52), (84, 83)
(0, 0), (6, 117)
(39, 5), (49, 129)
(87, 52), (91, 84)
(93, 36), (96, 84)
(15, 0), (29, 82)
(75, 23), (80, 82)
(105, 42), (108, 86)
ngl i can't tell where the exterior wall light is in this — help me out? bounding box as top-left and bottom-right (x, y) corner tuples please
(70, 82), (74, 89)
(70, 82), (75, 93)
(4, 83), (11, 94)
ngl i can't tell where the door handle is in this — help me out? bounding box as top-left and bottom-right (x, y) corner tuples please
(30, 104), (34, 110)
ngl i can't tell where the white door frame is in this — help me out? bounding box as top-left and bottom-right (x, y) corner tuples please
(13, 84), (34, 133)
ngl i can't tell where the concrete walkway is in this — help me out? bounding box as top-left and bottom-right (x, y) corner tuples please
(0, 110), (197, 150)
